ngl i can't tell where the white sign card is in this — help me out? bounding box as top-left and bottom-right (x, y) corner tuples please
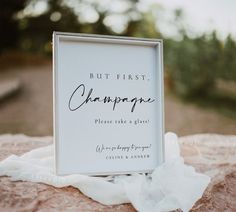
(53, 32), (164, 175)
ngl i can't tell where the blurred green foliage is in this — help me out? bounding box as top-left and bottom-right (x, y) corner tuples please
(222, 35), (236, 81)
(164, 10), (236, 97)
(0, 0), (236, 100)
(0, 0), (160, 54)
(0, 0), (26, 50)
(165, 33), (236, 97)
(165, 33), (220, 97)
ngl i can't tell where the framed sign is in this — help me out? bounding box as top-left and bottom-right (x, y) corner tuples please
(53, 32), (164, 176)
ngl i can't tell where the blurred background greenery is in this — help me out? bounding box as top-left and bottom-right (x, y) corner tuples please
(0, 0), (236, 136)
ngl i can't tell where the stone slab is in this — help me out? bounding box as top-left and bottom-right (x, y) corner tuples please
(0, 134), (236, 211)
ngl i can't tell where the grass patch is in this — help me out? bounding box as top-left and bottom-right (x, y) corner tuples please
(184, 90), (236, 121)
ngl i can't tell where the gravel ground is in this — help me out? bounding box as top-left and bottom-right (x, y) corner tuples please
(0, 65), (235, 136)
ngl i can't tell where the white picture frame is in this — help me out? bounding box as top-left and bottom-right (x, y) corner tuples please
(53, 32), (164, 176)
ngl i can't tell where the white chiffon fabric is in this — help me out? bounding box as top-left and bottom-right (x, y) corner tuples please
(0, 132), (210, 212)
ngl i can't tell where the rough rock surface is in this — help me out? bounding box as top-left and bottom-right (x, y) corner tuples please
(180, 134), (236, 211)
(0, 134), (236, 211)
